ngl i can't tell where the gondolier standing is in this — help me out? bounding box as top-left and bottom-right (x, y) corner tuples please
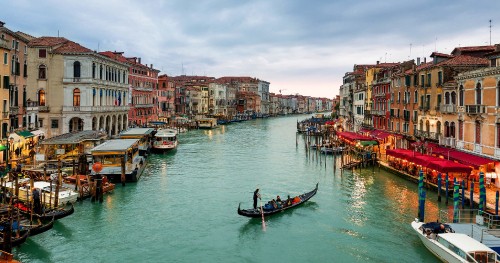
(253, 188), (261, 209)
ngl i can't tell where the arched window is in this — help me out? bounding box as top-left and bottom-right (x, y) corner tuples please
(100, 65), (103, 79)
(92, 63), (96, 78)
(38, 89), (46, 106)
(425, 120), (430, 133)
(445, 92), (450, 105)
(451, 91), (456, 105)
(38, 65), (46, 79)
(476, 83), (482, 105)
(73, 61), (81, 78)
(419, 120), (423, 132)
(73, 88), (80, 106)
(436, 121), (441, 135)
(450, 122), (456, 138)
(459, 85), (464, 106)
(444, 121), (450, 137)
(475, 121), (481, 144)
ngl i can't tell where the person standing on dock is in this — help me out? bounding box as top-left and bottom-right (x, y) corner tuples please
(253, 189), (261, 209)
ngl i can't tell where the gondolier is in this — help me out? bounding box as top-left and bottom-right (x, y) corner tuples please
(253, 188), (261, 209)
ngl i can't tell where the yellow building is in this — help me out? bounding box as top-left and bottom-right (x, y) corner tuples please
(456, 55), (500, 159)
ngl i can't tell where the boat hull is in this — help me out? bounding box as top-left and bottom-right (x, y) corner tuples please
(237, 183), (318, 218)
(411, 221), (467, 263)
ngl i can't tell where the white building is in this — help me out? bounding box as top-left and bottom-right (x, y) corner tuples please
(26, 37), (130, 138)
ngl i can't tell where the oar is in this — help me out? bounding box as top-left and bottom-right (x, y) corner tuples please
(260, 200), (266, 231)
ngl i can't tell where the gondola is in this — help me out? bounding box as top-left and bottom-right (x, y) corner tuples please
(15, 203), (74, 221)
(0, 229), (29, 248)
(23, 217), (55, 236)
(237, 183), (318, 218)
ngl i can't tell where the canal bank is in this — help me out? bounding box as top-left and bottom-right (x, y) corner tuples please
(16, 116), (444, 262)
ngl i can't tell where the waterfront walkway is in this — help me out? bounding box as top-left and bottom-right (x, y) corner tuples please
(379, 160), (500, 213)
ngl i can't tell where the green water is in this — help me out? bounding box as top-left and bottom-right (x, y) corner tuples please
(15, 116), (447, 262)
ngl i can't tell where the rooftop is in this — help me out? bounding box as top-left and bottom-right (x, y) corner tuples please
(41, 130), (108, 145)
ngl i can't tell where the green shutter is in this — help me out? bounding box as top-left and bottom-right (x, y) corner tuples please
(3, 76), (8, 89)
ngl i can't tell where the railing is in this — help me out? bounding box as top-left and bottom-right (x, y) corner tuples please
(439, 137), (456, 148)
(1, 112), (8, 119)
(0, 38), (9, 49)
(39, 106), (49, 112)
(474, 144), (482, 154)
(134, 104), (154, 108)
(440, 104), (456, 114)
(466, 105), (485, 114)
(62, 105), (130, 112)
(415, 130), (440, 140)
(9, 106), (19, 115)
(371, 110), (386, 116)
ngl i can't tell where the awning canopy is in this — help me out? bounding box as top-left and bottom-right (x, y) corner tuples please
(16, 130), (34, 138)
(412, 155), (438, 167)
(429, 145), (495, 169)
(386, 149), (421, 159)
(31, 130), (45, 137)
(426, 160), (473, 174)
(337, 131), (374, 142)
(359, 140), (378, 146)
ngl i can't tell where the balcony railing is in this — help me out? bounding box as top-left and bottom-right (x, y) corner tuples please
(439, 137), (456, 148)
(371, 110), (386, 116)
(134, 104), (154, 108)
(9, 106), (19, 115)
(415, 130), (440, 141)
(1, 112), (8, 119)
(62, 105), (130, 112)
(440, 104), (456, 114)
(39, 106), (49, 112)
(465, 105), (485, 114)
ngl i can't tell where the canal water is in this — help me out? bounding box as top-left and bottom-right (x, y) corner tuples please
(16, 116), (450, 262)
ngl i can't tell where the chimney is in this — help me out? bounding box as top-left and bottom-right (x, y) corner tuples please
(0, 21), (4, 27)
(424, 57), (426, 63)
(138, 57), (141, 64)
(417, 57), (420, 66)
(376, 61), (380, 65)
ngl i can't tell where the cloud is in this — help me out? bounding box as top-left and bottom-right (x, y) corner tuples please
(3, 0), (500, 98)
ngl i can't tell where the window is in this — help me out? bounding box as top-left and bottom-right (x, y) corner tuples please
(420, 75), (424, 87)
(39, 118), (43, 128)
(73, 61), (81, 78)
(475, 121), (481, 144)
(450, 122), (456, 138)
(438, 72), (442, 85)
(38, 65), (46, 79)
(73, 88), (81, 106)
(426, 73), (431, 86)
(445, 92), (450, 105)
(497, 81), (500, 107)
(23, 60), (27, 77)
(38, 49), (46, 58)
(51, 119), (59, 129)
(451, 91), (456, 105)
(414, 90), (418, 103)
(476, 83), (482, 105)
(100, 65), (103, 79)
(38, 89), (46, 106)
(459, 85), (464, 106)
(437, 94), (442, 107)
(3, 76), (9, 89)
(92, 63), (96, 78)
(3, 53), (6, 64)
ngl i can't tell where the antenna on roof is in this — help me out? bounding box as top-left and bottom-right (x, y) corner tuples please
(490, 19), (492, 45)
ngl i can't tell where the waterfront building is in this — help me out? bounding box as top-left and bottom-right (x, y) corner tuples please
(339, 72), (354, 131)
(26, 37), (130, 138)
(388, 60), (416, 149)
(0, 22), (33, 136)
(208, 82), (227, 116)
(455, 44), (500, 159)
(416, 46), (492, 146)
(157, 74), (175, 123)
(100, 52), (160, 127)
(258, 80), (270, 115)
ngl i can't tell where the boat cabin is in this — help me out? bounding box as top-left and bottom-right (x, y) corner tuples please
(438, 233), (498, 262)
(90, 139), (145, 183)
(197, 118), (218, 129)
(118, 128), (154, 157)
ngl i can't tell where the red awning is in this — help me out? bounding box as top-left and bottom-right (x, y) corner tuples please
(386, 149), (422, 159)
(337, 131), (374, 142)
(426, 160), (472, 174)
(412, 155), (437, 167)
(428, 145), (495, 169)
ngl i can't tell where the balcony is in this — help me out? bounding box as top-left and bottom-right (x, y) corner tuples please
(418, 106), (430, 111)
(439, 137), (456, 148)
(440, 104), (456, 114)
(9, 106), (19, 116)
(465, 105), (485, 115)
(415, 130), (440, 141)
(134, 104), (154, 108)
(0, 38), (9, 50)
(62, 105), (130, 112)
(1, 112), (8, 119)
(39, 106), (50, 112)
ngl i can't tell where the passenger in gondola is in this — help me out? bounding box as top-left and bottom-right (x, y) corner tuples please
(434, 224), (445, 234)
(286, 195), (292, 206)
(276, 195), (282, 203)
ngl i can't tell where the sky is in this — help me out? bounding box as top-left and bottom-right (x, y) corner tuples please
(2, 0), (500, 98)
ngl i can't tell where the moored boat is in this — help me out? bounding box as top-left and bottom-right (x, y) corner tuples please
(152, 128), (178, 152)
(411, 219), (500, 262)
(197, 118), (218, 129)
(15, 203), (74, 221)
(237, 183), (318, 218)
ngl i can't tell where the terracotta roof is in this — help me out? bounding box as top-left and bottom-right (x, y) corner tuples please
(430, 52), (453, 58)
(52, 40), (92, 53)
(436, 55), (489, 66)
(99, 51), (129, 63)
(451, 45), (495, 55)
(28, 37), (68, 47)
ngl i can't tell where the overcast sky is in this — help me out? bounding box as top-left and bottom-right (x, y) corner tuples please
(3, 0), (500, 98)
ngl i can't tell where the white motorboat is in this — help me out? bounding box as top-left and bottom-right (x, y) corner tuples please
(411, 219), (500, 262)
(152, 128), (178, 152)
(4, 179), (78, 207)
